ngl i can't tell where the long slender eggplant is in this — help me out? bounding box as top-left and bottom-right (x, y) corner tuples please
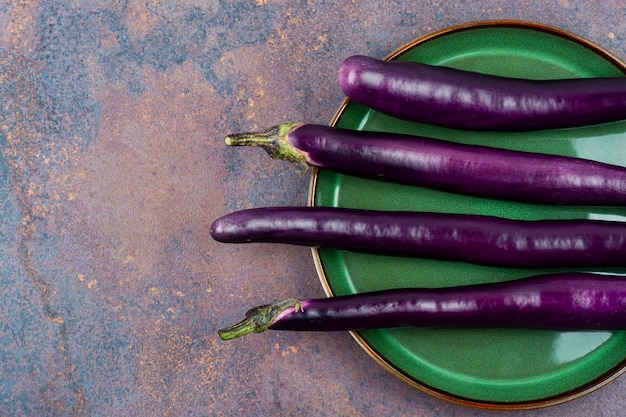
(210, 206), (626, 269)
(218, 273), (626, 339)
(338, 55), (626, 131)
(225, 123), (626, 206)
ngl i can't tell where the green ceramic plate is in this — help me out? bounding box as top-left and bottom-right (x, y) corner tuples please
(309, 21), (626, 409)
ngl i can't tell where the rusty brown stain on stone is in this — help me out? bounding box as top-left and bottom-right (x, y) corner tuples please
(69, 61), (227, 282)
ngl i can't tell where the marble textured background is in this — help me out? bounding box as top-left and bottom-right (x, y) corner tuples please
(2, 1), (626, 416)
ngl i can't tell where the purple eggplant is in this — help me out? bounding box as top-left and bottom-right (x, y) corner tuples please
(225, 123), (626, 206)
(338, 55), (626, 131)
(218, 273), (626, 339)
(210, 206), (626, 269)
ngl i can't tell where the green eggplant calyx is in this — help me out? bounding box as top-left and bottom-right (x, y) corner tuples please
(224, 123), (308, 174)
(218, 298), (303, 340)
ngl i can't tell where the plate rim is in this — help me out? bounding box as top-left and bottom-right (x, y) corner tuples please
(307, 19), (626, 410)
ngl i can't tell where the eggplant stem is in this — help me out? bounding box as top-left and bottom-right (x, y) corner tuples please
(224, 123), (308, 174)
(218, 298), (303, 340)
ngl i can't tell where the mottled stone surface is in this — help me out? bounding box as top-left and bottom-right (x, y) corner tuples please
(2, 1), (626, 416)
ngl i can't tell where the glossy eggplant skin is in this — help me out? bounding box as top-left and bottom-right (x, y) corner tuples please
(270, 273), (626, 332)
(338, 55), (626, 131)
(295, 124), (626, 205)
(210, 206), (626, 269)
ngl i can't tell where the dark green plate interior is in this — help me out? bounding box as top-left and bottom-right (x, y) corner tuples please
(311, 22), (626, 407)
